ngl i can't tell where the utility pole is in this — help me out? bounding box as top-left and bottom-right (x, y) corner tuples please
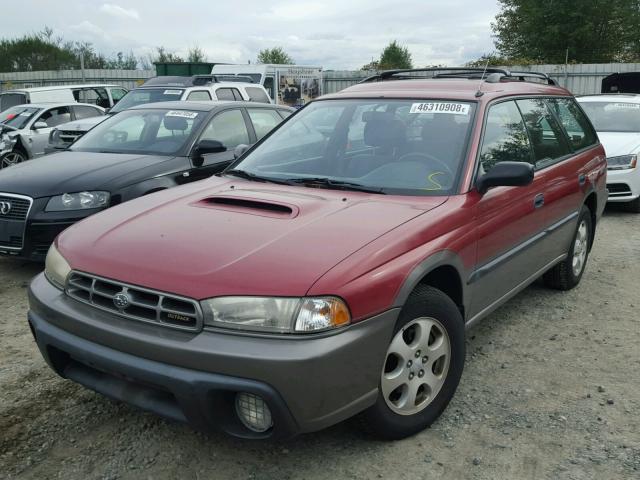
(80, 50), (86, 84)
(564, 48), (569, 88)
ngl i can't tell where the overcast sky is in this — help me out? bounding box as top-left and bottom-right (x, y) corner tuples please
(0, 0), (501, 69)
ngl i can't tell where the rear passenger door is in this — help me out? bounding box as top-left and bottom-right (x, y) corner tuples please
(468, 100), (550, 318)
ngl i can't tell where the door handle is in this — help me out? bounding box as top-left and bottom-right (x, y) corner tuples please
(578, 173), (586, 186)
(534, 193), (545, 209)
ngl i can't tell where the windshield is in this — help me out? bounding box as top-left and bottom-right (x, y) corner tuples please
(0, 106), (40, 129)
(579, 101), (640, 132)
(231, 99), (475, 195)
(110, 88), (186, 113)
(70, 108), (205, 155)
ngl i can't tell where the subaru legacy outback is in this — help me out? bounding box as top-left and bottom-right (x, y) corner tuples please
(29, 68), (607, 440)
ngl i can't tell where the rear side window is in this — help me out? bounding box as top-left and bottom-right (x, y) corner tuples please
(246, 87), (270, 104)
(516, 99), (571, 167)
(0, 93), (27, 111)
(187, 90), (212, 101)
(547, 98), (598, 150)
(73, 105), (104, 120)
(215, 88), (243, 101)
(247, 108), (282, 139)
(480, 101), (533, 172)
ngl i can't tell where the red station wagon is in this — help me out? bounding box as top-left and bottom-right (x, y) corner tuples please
(29, 68), (607, 440)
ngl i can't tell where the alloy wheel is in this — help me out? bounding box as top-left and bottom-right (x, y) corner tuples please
(1, 151), (25, 169)
(572, 220), (589, 277)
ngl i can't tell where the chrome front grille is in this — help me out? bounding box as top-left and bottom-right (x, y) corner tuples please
(0, 193), (33, 250)
(59, 130), (85, 144)
(66, 271), (203, 331)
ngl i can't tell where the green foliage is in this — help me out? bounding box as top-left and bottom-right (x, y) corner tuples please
(257, 47), (294, 65)
(152, 46), (183, 63)
(362, 41), (413, 70)
(492, 0), (640, 63)
(187, 46), (207, 63)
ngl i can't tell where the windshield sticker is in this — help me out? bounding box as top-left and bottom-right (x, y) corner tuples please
(163, 89), (182, 95)
(410, 102), (470, 115)
(611, 103), (640, 109)
(165, 110), (198, 119)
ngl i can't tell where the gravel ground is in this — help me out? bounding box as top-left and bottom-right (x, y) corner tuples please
(1, 207), (639, 480)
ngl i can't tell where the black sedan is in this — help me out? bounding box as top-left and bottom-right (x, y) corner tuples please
(0, 101), (293, 260)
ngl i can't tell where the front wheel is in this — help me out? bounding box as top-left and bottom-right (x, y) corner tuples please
(543, 205), (592, 290)
(1, 149), (26, 169)
(359, 285), (465, 440)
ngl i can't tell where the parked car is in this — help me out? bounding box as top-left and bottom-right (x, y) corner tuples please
(0, 103), (105, 166)
(0, 100), (291, 260)
(29, 68), (606, 440)
(45, 76), (275, 152)
(577, 94), (640, 211)
(0, 84), (127, 112)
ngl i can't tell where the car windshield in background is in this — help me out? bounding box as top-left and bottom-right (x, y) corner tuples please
(70, 108), (205, 156)
(0, 106), (40, 129)
(580, 101), (640, 132)
(232, 99), (475, 195)
(110, 88), (186, 113)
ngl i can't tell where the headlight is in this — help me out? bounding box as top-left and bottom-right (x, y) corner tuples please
(44, 244), (71, 289)
(201, 296), (351, 333)
(607, 154), (637, 170)
(49, 129), (61, 143)
(45, 191), (110, 211)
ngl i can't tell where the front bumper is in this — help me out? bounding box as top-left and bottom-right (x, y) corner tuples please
(606, 167), (640, 202)
(28, 273), (398, 438)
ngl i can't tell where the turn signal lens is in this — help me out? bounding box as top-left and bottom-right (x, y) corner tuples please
(44, 244), (71, 289)
(295, 297), (351, 332)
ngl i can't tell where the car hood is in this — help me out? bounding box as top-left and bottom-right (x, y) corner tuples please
(58, 179), (447, 299)
(597, 131), (640, 157)
(55, 115), (107, 132)
(0, 151), (176, 198)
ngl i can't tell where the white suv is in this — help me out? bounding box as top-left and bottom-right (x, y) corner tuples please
(578, 94), (640, 212)
(46, 76), (272, 151)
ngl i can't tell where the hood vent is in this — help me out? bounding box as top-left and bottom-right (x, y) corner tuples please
(196, 196), (297, 218)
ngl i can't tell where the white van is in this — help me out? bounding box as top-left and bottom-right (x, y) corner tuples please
(211, 64), (323, 106)
(0, 84), (128, 112)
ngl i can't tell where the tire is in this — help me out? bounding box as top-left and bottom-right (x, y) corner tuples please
(625, 197), (640, 213)
(543, 205), (592, 290)
(1, 148), (27, 169)
(359, 285), (465, 440)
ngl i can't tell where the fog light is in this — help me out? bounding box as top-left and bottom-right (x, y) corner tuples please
(235, 392), (273, 433)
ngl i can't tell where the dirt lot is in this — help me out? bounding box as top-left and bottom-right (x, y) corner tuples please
(1, 207), (639, 480)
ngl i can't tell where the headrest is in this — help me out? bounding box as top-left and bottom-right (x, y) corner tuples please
(163, 115), (188, 131)
(363, 112), (404, 147)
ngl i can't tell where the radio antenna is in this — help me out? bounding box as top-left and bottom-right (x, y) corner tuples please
(475, 60), (490, 97)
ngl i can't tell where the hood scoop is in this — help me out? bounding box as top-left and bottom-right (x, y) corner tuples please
(194, 196), (298, 218)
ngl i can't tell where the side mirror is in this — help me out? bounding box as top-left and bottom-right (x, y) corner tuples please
(476, 161), (534, 195)
(33, 121), (48, 130)
(191, 139), (226, 167)
(233, 144), (250, 159)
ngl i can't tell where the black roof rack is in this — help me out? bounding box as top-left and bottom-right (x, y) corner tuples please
(360, 67), (556, 86)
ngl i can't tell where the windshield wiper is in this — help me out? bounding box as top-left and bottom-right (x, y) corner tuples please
(223, 169), (295, 186)
(285, 177), (386, 194)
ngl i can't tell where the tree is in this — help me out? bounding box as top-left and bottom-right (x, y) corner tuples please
(492, 0), (640, 63)
(378, 40), (413, 70)
(360, 60), (379, 71)
(151, 46), (183, 63)
(187, 46), (207, 63)
(257, 47), (294, 64)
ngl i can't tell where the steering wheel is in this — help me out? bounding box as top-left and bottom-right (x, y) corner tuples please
(396, 152), (454, 191)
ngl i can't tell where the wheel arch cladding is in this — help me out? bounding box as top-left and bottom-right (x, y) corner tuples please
(584, 192), (597, 250)
(393, 251), (466, 320)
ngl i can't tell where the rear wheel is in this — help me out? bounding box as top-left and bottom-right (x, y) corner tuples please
(543, 205), (592, 290)
(1, 148), (27, 169)
(359, 285), (465, 440)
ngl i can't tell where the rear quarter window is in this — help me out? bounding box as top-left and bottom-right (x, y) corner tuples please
(246, 87), (271, 104)
(547, 98), (598, 150)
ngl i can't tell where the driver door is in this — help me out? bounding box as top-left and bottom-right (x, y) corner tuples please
(185, 108), (252, 182)
(28, 106), (72, 157)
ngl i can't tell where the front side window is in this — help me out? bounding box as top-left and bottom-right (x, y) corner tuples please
(516, 99), (570, 167)
(38, 107), (72, 128)
(187, 90), (212, 101)
(246, 87), (271, 104)
(479, 101), (533, 173)
(547, 98), (597, 150)
(579, 100), (640, 132)
(230, 99), (477, 195)
(110, 88), (128, 103)
(70, 108), (206, 155)
(199, 109), (250, 148)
